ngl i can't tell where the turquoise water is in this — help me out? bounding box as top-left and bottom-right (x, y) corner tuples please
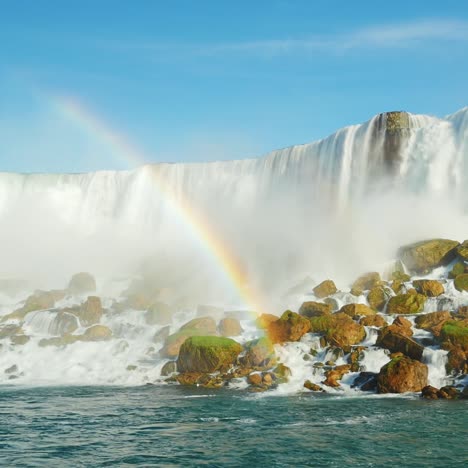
(0, 385), (467, 467)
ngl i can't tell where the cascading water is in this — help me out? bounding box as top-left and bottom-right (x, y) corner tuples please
(0, 107), (467, 389)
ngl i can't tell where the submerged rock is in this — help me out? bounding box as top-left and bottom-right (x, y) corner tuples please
(82, 325), (112, 341)
(267, 310), (311, 344)
(387, 293), (426, 314)
(421, 385), (461, 400)
(323, 364), (351, 388)
(177, 336), (242, 373)
(313, 280), (337, 299)
(377, 356), (428, 393)
(68, 272), (96, 294)
(398, 239), (459, 273)
(49, 311), (79, 336)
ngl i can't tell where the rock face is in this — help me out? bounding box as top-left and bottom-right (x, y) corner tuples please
(240, 337), (276, 369)
(160, 361), (177, 376)
(377, 356), (428, 393)
(177, 336), (242, 373)
(68, 272), (97, 294)
(218, 317), (243, 337)
(387, 293), (426, 314)
(313, 280), (337, 299)
(298, 301), (332, 317)
(309, 313), (366, 351)
(267, 311), (311, 344)
(412, 280), (444, 297)
(398, 239), (459, 273)
(454, 274), (468, 292)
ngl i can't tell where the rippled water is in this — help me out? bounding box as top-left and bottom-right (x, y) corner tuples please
(0, 386), (467, 466)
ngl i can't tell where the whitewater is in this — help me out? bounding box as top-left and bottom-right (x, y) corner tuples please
(0, 107), (467, 388)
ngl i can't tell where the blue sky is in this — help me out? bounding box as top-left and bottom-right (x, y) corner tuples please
(1, 0), (467, 172)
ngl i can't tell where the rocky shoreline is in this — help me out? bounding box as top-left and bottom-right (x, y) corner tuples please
(0, 238), (467, 399)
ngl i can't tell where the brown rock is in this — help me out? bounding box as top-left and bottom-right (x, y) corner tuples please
(313, 280), (337, 299)
(218, 317), (243, 337)
(267, 310), (311, 344)
(247, 372), (263, 385)
(304, 380), (323, 392)
(413, 280), (444, 297)
(414, 311), (451, 336)
(351, 272), (381, 292)
(339, 303), (375, 318)
(77, 296), (103, 326)
(360, 315), (387, 328)
(387, 293), (426, 314)
(240, 337), (276, 369)
(376, 329), (424, 360)
(256, 313), (280, 329)
(367, 286), (391, 311)
(446, 346), (468, 374)
(298, 301), (332, 317)
(323, 364), (351, 387)
(377, 356), (428, 393)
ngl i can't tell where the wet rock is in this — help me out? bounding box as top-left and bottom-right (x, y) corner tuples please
(82, 325), (112, 341)
(351, 272), (381, 294)
(323, 364), (351, 387)
(218, 317), (243, 337)
(392, 271), (411, 283)
(177, 336), (242, 373)
(339, 303), (375, 318)
(273, 363), (292, 383)
(398, 239), (459, 273)
(247, 372), (263, 386)
(262, 372), (274, 386)
(4, 364), (18, 374)
(387, 293), (426, 314)
(313, 280), (337, 299)
(153, 325), (171, 343)
(414, 311), (451, 336)
(367, 286), (391, 311)
(160, 361), (177, 376)
(196, 304), (223, 317)
(304, 380), (324, 392)
(160, 328), (211, 359)
(77, 296), (103, 326)
(256, 313), (280, 328)
(421, 385), (439, 399)
(0, 324), (23, 339)
(421, 385), (460, 399)
(376, 328), (424, 361)
(298, 301), (332, 317)
(49, 311), (79, 336)
(449, 262), (466, 279)
(457, 306), (468, 319)
(240, 337), (276, 369)
(413, 280), (444, 297)
(309, 313), (366, 351)
(145, 302), (173, 326)
(267, 310), (311, 344)
(388, 316), (413, 336)
(68, 272), (96, 294)
(377, 356), (428, 393)
(360, 315), (387, 328)
(180, 317), (217, 335)
(323, 297), (340, 312)
(175, 372), (204, 386)
(352, 372), (377, 391)
(456, 240), (468, 261)
(10, 335), (30, 346)
(439, 320), (468, 352)
(454, 274), (468, 292)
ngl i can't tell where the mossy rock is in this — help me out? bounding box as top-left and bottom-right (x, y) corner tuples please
(256, 313), (280, 329)
(392, 270), (411, 283)
(449, 262), (466, 279)
(414, 311), (451, 333)
(376, 329), (424, 361)
(313, 280), (337, 299)
(398, 239), (459, 273)
(454, 274), (468, 292)
(180, 316), (217, 334)
(298, 301), (332, 317)
(177, 336), (242, 373)
(367, 286), (391, 311)
(267, 310), (311, 344)
(439, 320), (468, 352)
(412, 280), (444, 297)
(339, 303), (375, 318)
(160, 361), (177, 376)
(360, 315), (387, 328)
(386, 293), (426, 314)
(456, 240), (468, 262)
(377, 356), (428, 393)
(160, 328), (213, 358)
(351, 272), (381, 292)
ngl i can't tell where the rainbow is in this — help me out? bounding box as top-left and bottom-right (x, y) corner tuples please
(50, 95), (268, 316)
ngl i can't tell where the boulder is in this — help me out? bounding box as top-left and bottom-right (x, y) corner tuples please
(256, 313), (280, 328)
(421, 385), (460, 400)
(384, 316), (413, 337)
(160, 329), (211, 358)
(449, 262), (466, 279)
(180, 316), (217, 334)
(267, 310), (311, 344)
(247, 372), (263, 386)
(360, 315), (387, 328)
(273, 363), (292, 383)
(68, 272), (96, 294)
(398, 239), (459, 273)
(309, 313), (366, 351)
(145, 302), (173, 326)
(351, 272), (381, 294)
(367, 286), (391, 311)
(386, 293), (426, 314)
(82, 325), (112, 341)
(303, 380), (324, 392)
(77, 296), (103, 326)
(376, 329), (424, 360)
(414, 311), (451, 336)
(153, 325), (171, 343)
(298, 301), (332, 317)
(454, 274), (468, 292)
(323, 364), (351, 388)
(377, 356), (428, 393)
(339, 303), (375, 318)
(313, 280), (337, 299)
(177, 336), (242, 373)
(160, 361), (177, 376)
(49, 311), (79, 336)
(392, 271), (411, 283)
(0, 324), (23, 339)
(439, 320), (468, 352)
(218, 317), (243, 337)
(412, 280), (444, 297)
(240, 337), (276, 369)
(446, 346), (467, 374)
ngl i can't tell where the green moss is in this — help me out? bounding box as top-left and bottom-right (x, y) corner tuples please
(387, 293), (426, 314)
(440, 321), (468, 351)
(454, 274), (468, 292)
